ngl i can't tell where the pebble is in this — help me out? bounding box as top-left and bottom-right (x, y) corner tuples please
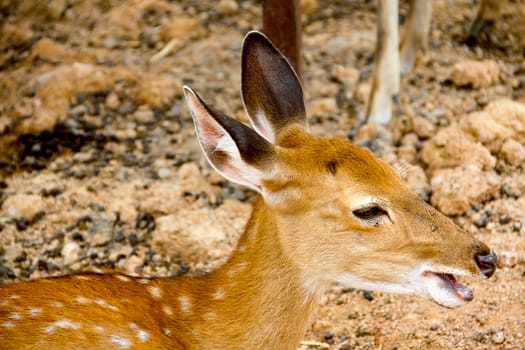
(3, 194), (46, 221)
(61, 241), (80, 265)
(133, 105), (155, 124)
(363, 291), (374, 301)
(109, 245), (133, 262)
(105, 92), (121, 110)
(93, 231), (112, 246)
(124, 255), (143, 273)
(492, 331), (505, 344)
(128, 233), (140, 246)
(157, 167), (171, 179)
(102, 36), (118, 49)
(217, 0), (239, 15)
(411, 116), (435, 139)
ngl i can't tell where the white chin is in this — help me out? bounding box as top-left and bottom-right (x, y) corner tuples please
(421, 271), (474, 308)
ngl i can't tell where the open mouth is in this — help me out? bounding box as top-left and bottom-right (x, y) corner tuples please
(422, 271), (473, 308)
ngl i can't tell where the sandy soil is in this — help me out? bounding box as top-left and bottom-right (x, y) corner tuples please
(0, 1), (524, 349)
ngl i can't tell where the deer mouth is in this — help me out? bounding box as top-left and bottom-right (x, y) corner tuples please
(422, 271), (473, 308)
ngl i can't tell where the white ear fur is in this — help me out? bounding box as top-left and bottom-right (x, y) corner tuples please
(183, 86), (267, 193)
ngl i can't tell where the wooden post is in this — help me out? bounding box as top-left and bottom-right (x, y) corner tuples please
(263, 0), (303, 83)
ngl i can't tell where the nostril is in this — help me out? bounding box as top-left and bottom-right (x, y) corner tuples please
(475, 252), (497, 278)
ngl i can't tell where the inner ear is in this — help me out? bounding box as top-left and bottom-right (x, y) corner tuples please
(241, 31), (308, 143)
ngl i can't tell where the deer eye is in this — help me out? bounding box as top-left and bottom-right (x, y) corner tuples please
(352, 205), (388, 222)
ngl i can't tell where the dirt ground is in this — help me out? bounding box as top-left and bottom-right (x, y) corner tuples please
(1, 0), (524, 349)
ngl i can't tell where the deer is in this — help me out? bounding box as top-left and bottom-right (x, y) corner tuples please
(263, 0), (517, 126)
(0, 31), (497, 350)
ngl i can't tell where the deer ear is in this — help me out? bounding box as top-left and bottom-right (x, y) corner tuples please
(241, 31), (308, 144)
(183, 86), (275, 193)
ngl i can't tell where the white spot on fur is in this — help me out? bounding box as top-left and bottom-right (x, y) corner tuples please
(42, 319), (82, 334)
(204, 312), (217, 320)
(129, 323), (150, 343)
(179, 295), (192, 314)
(138, 278), (151, 284)
(94, 299), (119, 311)
(213, 288), (226, 300)
(8, 295), (20, 299)
(147, 285), (163, 300)
(162, 305), (173, 316)
(163, 328), (172, 336)
(137, 329), (150, 343)
(74, 275), (91, 280)
(227, 261), (247, 277)
(28, 307), (42, 316)
(93, 325), (105, 333)
(43, 325), (56, 334)
(9, 312), (22, 320)
(0, 300), (9, 307)
(116, 275), (131, 282)
(75, 296), (90, 304)
(56, 319), (82, 330)
(50, 301), (64, 308)
(110, 335), (132, 349)
(1, 322), (15, 328)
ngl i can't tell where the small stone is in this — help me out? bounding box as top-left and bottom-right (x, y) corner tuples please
(114, 231), (125, 242)
(333, 65), (359, 90)
(474, 331), (485, 342)
(105, 92), (121, 110)
(62, 242), (80, 265)
(474, 216), (489, 228)
(102, 36), (118, 49)
(499, 215), (512, 225)
(119, 101), (137, 115)
(323, 331), (335, 344)
(412, 116), (435, 139)
(14, 251), (27, 263)
(157, 168), (171, 179)
(308, 97), (338, 117)
(492, 331), (505, 344)
(498, 251), (522, 267)
(363, 291), (374, 301)
(31, 37), (64, 63)
(323, 331), (335, 341)
(133, 105), (155, 124)
(93, 231), (112, 246)
(2, 194), (46, 221)
(217, 0), (239, 15)
(500, 139), (525, 166)
(109, 245), (133, 262)
(124, 255), (143, 273)
(160, 16), (203, 43)
(128, 233), (140, 246)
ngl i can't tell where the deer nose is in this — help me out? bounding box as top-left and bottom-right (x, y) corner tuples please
(474, 251), (497, 278)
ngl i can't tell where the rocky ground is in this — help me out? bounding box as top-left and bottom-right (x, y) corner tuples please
(0, 0), (524, 349)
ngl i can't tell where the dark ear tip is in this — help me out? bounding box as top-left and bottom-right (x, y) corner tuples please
(244, 31), (270, 44)
(243, 31), (276, 53)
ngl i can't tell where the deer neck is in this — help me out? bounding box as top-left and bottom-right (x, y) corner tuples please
(165, 196), (317, 350)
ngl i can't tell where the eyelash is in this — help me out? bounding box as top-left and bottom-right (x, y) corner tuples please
(352, 205), (389, 222)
